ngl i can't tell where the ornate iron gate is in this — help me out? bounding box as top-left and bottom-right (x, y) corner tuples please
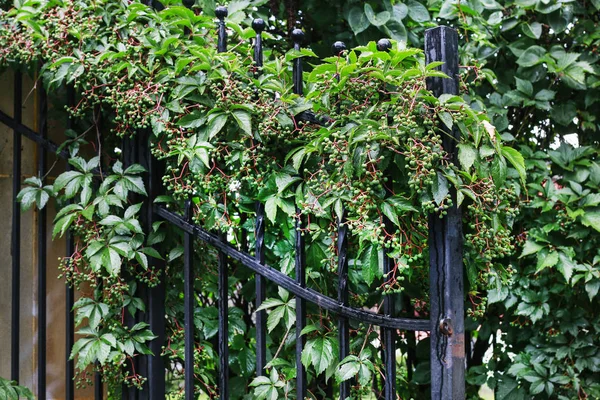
(3, 3), (465, 399)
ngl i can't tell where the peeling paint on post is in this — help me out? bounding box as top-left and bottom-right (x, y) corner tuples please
(425, 26), (466, 400)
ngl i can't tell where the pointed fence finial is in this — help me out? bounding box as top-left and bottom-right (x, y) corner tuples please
(377, 38), (392, 52)
(332, 41), (347, 56)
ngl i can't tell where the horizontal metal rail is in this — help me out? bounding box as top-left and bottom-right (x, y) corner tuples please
(0, 109), (69, 159)
(155, 205), (430, 331)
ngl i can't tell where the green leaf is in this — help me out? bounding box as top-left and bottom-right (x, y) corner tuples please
(432, 172), (449, 206)
(535, 89), (555, 101)
(364, 4), (390, 26)
(458, 143), (477, 171)
(348, 7), (370, 35)
(302, 336), (335, 375)
(335, 359), (360, 382)
(550, 102), (577, 126)
(516, 46), (546, 67)
(530, 379), (545, 395)
(581, 211), (600, 232)
(207, 113), (228, 139)
(274, 173), (300, 194)
(381, 201), (399, 227)
(585, 280), (600, 301)
(53, 214), (77, 239)
(502, 146), (526, 187)
(383, 19), (407, 43)
(439, 111), (453, 130)
(392, 2), (408, 20)
(496, 377), (528, 400)
(407, 0), (430, 22)
(231, 110), (252, 136)
(557, 253), (575, 282)
(522, 22), (542, 39)
(361, 244), (380, 286)
(491, 156), (507, 187)
(520, 240), (544, 258)
(265, 196), (277, 224)
(536, 251), (559, 273)
(516, 77), (533, 97)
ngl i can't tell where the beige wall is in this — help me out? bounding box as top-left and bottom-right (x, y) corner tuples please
(0, 71), (97, 399)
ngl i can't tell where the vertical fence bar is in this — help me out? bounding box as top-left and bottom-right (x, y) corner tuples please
(294, 214), (307, 398)
(254, 200), (266, 374)
(217, 235), (229, 400)
(381, 251), (396, 400)
(425, 26), (465, 400)
(65, 85), (76, 400)
(337, 211), (350, 399)
(11, 70), (22, 384)
(95, 373), (103, 400)
(291, 27), (307, 399)
(183, 200), (195, 400)
(331, 40), (351, 400)
(147, 133), (166, 399)
(95, 111), (104, 400)
(374, 38), (396, 400)
(37, 72), (48, 400)
(121, 137), (139, 400)
(215, 6), (229, 398)
(252, 18), (267, 378)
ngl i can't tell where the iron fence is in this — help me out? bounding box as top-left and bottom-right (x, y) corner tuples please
(3, 2), (465, 399)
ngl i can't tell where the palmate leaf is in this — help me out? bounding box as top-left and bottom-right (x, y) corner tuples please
(301, 335), (338, 375)
(17, 176), (54, 211)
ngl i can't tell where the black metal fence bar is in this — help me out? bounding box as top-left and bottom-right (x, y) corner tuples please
(252, 17), (267, 378)
(183, 200), (195, 400)
(217, 236), (229, 399)
(215, 7), (230, 399)
(382, 250), (396, 400)
(254, 200), (267, 374)
(146, 132), (166, 399)
(95, 369), (103, 400)
(337, 211), (350, 399)
(374, 38), (398, 400)
(65, 85), (76, 400)
(294, 211), (307, 398)
(37, 73), (48, 400)
(329, 40), (351, 400)
(121, 136), (140, 400)
(425, 26), (465, 400)
(291, 27), (307, 399)
(11, 70), (22, 384)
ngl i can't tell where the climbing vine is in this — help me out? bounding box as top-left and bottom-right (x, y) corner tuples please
(1, 0), (523, 398)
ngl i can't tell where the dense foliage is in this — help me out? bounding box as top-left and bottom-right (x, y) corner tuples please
(264, 0), (600, 147)
(1, 0), (599, 399)
(473, 144), (600, 399)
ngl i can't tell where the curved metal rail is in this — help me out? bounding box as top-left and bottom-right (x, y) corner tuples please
(155, 205), (430, 331)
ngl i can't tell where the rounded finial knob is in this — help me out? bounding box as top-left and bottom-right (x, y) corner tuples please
(332, 41), (347, 56)
(215, 5), (228, 19)
(182, 0), (194, 8)
(291, 28), (305, 44)
(252, 18), (266, 33)
(377, 38), (392, 52)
